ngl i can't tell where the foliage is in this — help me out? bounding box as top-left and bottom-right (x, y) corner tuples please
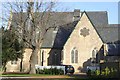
(95, 69), (100, 76)
(36, 68), (64, 75)
(104, 67), (110, 76)
(101, 67), (118, 77)
(2, 27), (23, 71)
(86, 69), (91, 76)
(2, 1), (58, 74)
(87, 66), (119, 78)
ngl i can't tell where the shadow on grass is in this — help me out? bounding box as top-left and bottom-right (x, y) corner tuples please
(1, 74), (120, 80)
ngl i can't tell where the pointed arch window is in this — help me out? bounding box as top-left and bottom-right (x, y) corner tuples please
(92, 50), (96, 58)
(92, 48), (98, 58)
(71, 50), (74, 63)
(75, 50), (78, 63)
(71, 47), (78, 63)
(91, 48), (98, 63)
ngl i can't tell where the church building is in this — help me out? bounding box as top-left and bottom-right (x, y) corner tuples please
(5, 9), (120, 73)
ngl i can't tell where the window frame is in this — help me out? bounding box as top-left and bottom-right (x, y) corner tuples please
(71, 47), (78, 63)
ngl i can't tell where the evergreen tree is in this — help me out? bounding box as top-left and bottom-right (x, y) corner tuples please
(2, 27), (23, 71)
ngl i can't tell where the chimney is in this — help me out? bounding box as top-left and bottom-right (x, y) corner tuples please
(73, 9), (80, 21)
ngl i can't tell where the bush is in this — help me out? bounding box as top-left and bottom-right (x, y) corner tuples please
(36, 68), (44, 74)
(104, 67), (110, 76)
(99, 67), (118, 78)
(95, 69), (100, 76)
(87, 67), (119, 78)
(36, 67), (64, 75)
(86, 69), (91, 76)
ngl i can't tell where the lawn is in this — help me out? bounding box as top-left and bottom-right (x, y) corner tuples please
(1, 74), (117, 80)
(0, 74), (72, 79)
(1, 74), (51, 77)
(0, 74), (90, 80)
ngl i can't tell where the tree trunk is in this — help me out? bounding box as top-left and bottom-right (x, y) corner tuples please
(3, 63), (6, 72)
(20, 58), (23, 72)
(29, 48), (39, 74)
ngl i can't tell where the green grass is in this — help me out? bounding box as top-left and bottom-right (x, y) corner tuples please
(1, 74), (111, 80)
(1, 74), (56, 77)
(0, 74), (70, 77)
(1, 74), (119, 80)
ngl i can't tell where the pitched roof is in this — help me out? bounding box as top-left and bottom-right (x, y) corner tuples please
(41, 27), (58, 48)
(95, 24), (120, 43)
(11, 11), (108, 29)
(41, 21), (78, 48)
(86, 11), (108, 27)
(11, 10), (119, 48)
(85, 11), (119, 43)
(41, 11), (109, 48)
(107, 44), (120, 56)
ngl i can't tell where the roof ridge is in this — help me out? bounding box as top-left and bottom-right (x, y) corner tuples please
(85, 11), (107, 12)
(12, 11), (108, 13)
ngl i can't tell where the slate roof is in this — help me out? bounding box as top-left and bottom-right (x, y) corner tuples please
(41, 27), (58, 48)
(52, 21), (78, 48)
(11, 11), (108, 28)
(107, 44), (120, 56)
(95, 24), (120, 43)
(41, 21), (78, 48)
(41, 11), (119, 48)
(11, 10), (120, 49)
(86, 11), (108, 27)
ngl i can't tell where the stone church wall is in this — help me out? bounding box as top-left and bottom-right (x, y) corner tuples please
(63, 13), (103, 73)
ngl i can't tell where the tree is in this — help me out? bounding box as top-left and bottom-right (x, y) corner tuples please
(2, 27), (23, 71)
(1, 0), (60, 74)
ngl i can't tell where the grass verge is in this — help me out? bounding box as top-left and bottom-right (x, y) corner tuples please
(0, 74), (70, 78)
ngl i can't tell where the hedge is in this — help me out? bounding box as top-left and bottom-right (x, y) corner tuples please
(36, 67), (64, 75)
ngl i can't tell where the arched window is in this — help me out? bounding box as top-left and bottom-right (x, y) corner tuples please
(92, 50), (96, 58)
(92, 48), (98, 58)
(61, 50), (64, 60)
(71, 47), (78, 63)
(71, 50), (74, 63)
(91, 48), (98, 63)
(41, 50), (44, 66)
(75, 50), (78, 63)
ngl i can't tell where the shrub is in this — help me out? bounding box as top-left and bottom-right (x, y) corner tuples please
(36, 67), (64, 75)
(101, 70), (105, 75)
(86, 69), (91, 76)
(58, 68), (64, 75)
(87, 67), (119, 78)
(95, 69), (100, 76)
(104, 67), (110, 76)
(100, 67), (119, 78)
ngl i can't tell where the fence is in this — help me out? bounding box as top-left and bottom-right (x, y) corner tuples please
(35, 65), (66, 74)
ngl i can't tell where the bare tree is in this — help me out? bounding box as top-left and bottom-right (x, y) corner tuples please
(1, 0), (59, 74)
